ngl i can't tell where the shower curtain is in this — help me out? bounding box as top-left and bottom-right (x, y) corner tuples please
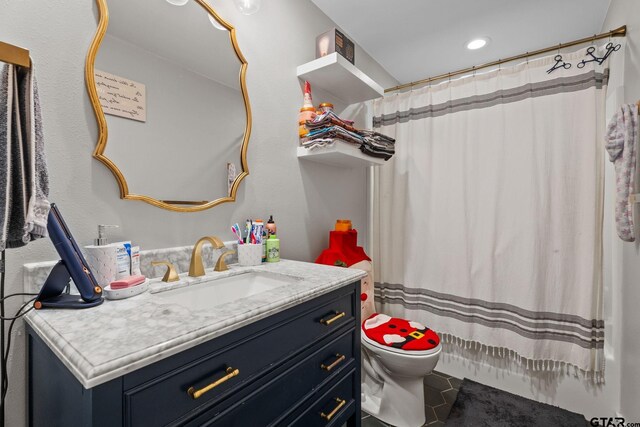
(372, 47), (607, 379)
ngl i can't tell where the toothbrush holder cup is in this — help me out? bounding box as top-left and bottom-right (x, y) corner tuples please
(237, 244), (263, 266)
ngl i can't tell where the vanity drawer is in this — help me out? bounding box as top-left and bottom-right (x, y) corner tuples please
(284, 369), (357, 427)
(183, 332), (356, 426)
(123, 290), (356, 426)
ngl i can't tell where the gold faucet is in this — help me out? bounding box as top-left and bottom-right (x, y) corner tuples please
(189, 236), (236, 276)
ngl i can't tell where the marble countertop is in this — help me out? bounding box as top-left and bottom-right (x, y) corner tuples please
(25, 260), (366, 389)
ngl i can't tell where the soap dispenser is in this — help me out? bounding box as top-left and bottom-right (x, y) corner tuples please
(94, 224), (118, 246)
(84, 225), (119, 288)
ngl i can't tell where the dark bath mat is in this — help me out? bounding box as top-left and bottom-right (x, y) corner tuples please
(445, 379), (586, 426)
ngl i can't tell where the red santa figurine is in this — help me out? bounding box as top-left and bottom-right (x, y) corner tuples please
(315, 220), (376, 320)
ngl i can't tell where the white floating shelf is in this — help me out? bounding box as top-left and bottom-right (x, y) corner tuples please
(297, 144), (386, 168)
(296, 53), (384, 104)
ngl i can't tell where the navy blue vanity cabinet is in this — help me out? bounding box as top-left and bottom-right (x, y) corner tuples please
(28, 281), (361, 427)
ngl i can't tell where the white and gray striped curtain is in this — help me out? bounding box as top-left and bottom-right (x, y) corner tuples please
(372, 47), (608, 379)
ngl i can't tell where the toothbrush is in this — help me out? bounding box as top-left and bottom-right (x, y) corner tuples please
(231, 224), (243, 244)
(256, 223), (264, 244)
(245, 220), (252, 244)
(252, 222), (260, 244)
(233, 222), (244, 244)
(252, 223), (262, 244)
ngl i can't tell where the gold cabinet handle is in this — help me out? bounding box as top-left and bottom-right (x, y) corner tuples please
(320, 311), (346, 326)
(187, 367), (239, 400)
(320, 354), (346, 372)
(320, 397), (346, 421)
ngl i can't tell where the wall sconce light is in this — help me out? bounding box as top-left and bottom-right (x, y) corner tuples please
(233, 0), (261, 15)
(166, 0), (260, 26)
(209, 14), (227, 31)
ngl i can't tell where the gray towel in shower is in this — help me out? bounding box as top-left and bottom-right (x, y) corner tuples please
(0, 62), (50, 250)
(605, 104), (638, 242)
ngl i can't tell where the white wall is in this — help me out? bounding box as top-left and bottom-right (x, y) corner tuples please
(602, 0), (640, 420)
(0, 1), (398, 425)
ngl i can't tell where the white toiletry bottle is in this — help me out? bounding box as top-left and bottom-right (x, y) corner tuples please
(130, 246), (141, 276)
(112, 241), (132, 279)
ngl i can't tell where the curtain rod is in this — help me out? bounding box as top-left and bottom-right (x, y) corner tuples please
(385, 25), (627, 93)
(0, 41), (31, 69)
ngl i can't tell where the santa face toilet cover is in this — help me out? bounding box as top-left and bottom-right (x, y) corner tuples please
(363, 313), (440, 351)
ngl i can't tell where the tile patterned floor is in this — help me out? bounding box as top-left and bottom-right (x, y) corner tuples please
(362, 371), (462, 427)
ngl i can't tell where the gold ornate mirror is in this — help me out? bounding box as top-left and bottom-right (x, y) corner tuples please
(86, 0), (251, 212)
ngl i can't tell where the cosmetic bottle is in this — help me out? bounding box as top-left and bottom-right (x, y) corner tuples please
(266, 215), (277, 236)
(130, 246), (141, 276)
(266, 234), (280, 263)
(113, 241), (132, 280)
(262, 230), (267, 262)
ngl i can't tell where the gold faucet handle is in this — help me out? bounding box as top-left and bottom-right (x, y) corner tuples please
(151, 261), (180, 282)
(214, 250), (236, 272)
(208, 236), (226, 249)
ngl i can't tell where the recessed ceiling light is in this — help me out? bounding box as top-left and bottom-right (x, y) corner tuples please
(166, 0), (189, 5)
(466, 38), (489, 50)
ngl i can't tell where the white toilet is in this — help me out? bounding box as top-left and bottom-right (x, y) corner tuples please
(361, 314), (442, 427)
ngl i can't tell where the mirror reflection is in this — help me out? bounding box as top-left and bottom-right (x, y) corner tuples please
(92, 0), (249, 209)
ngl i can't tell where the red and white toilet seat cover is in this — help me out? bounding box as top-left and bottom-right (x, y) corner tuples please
(362, 313), (440, 351)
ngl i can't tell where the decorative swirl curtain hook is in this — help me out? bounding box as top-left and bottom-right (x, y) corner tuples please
(547, 54), (571, 74)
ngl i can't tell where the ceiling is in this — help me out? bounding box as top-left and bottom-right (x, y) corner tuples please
(311, 0), (612, 86)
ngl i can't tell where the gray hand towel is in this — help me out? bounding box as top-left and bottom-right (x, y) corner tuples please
(0, 63), (15, 250)
(0, 62), (50, 250)
(18, 64), (50, 243)
(0, 63), (13, 250)
(7, 63), (28, 249)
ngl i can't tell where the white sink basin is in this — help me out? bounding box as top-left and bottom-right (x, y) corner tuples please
(155, 271), (301, 311)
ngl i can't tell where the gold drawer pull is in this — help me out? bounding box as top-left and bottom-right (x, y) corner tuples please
(320, 311), (345, 326)
(320, 397), (346, 421)
(187, 367), (240, 399)
(320, 354), (346, 372)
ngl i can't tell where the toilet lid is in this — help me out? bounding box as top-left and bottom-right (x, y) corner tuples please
(362, 313), (440, 352)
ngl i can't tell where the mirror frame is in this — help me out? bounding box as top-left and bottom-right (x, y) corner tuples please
(85, 0), (251, 212)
